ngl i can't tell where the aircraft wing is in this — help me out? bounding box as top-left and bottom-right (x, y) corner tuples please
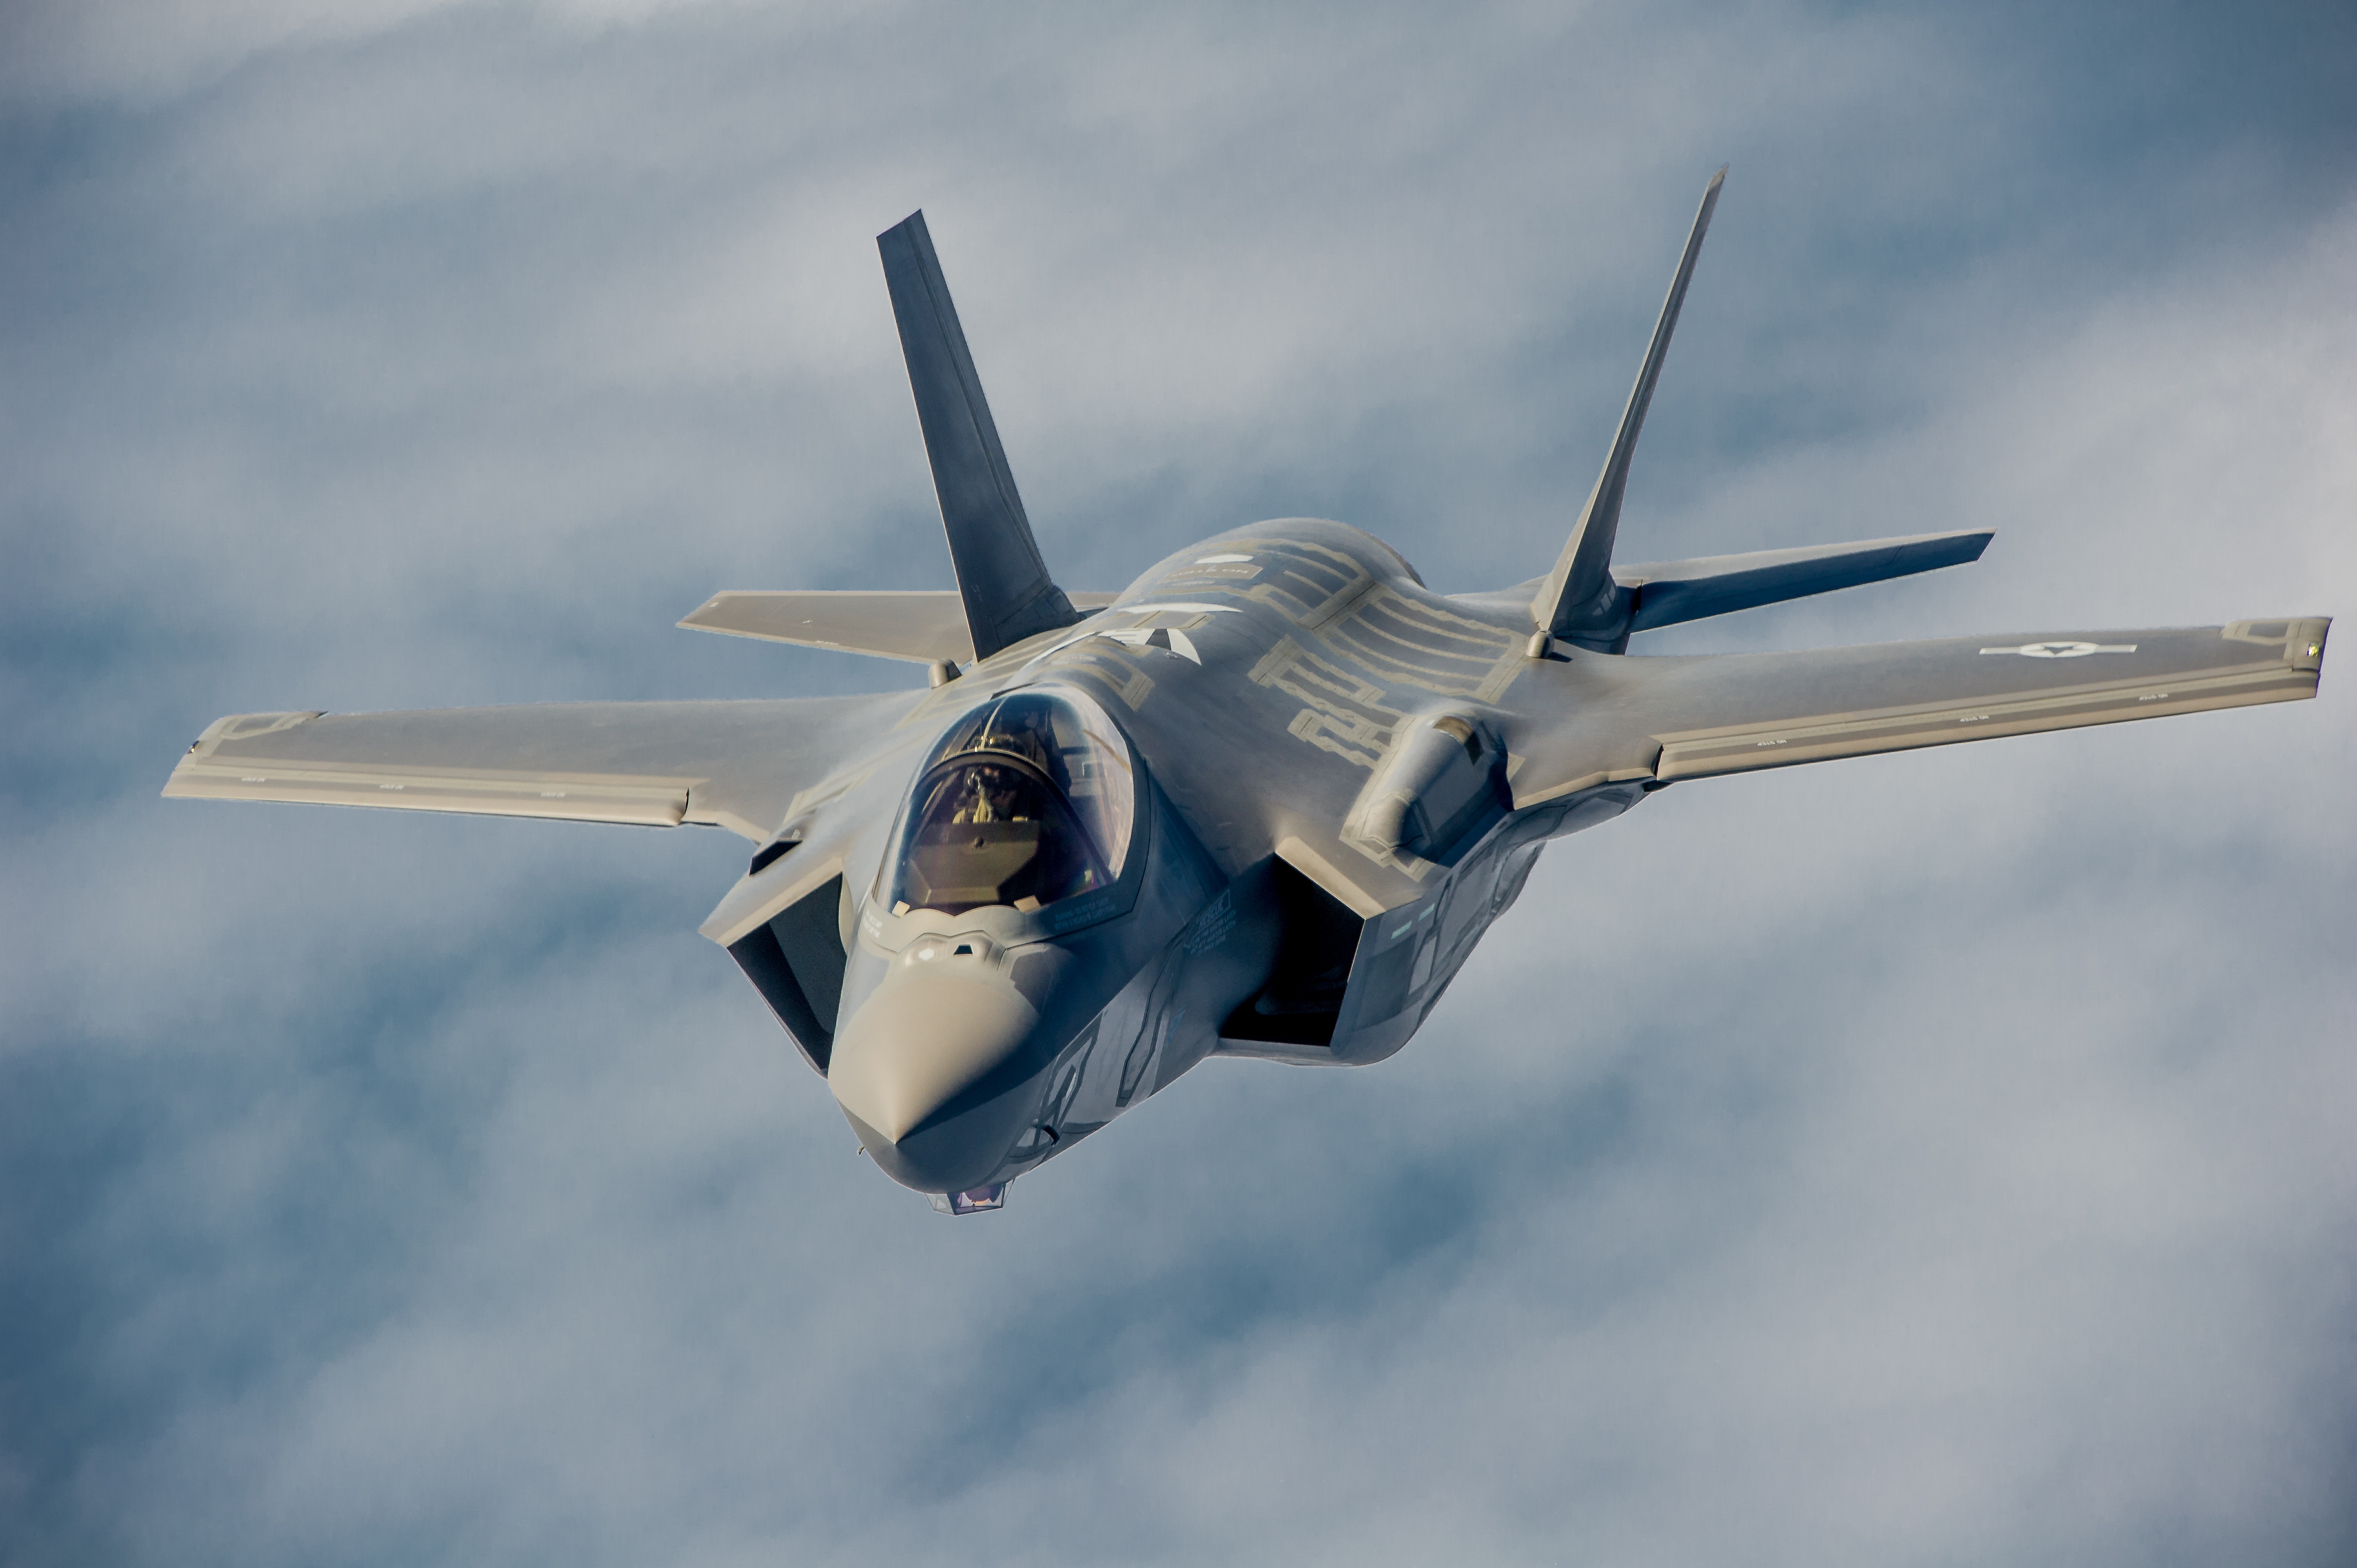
(1507, 617), (2329, 806)
(162, 694), (904, 841)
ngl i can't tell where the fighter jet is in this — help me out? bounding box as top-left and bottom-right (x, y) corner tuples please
(166, 172), (2330, 1214)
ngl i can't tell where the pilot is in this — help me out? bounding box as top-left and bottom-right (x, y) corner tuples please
(948, 763), (1031, 829)
(972, 704), (1066, 792)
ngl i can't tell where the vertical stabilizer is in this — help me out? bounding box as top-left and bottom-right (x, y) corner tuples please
(1532, 168), (1726, 648)
(878, 212), (1079, 662)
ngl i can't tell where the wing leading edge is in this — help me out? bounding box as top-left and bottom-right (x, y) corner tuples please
(1506, 617), (2329, 807)
(163, 694), (905, 842)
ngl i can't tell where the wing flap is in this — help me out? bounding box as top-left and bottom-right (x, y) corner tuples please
(164, 694), (902, 841)
(679, 590), (1122, 664)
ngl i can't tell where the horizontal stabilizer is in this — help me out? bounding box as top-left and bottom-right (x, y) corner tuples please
(681, 590), (1123, 664)
(1619, 530), (1993, 633)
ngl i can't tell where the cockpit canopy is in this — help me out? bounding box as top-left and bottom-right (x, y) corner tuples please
(883, 689), (1136, 917)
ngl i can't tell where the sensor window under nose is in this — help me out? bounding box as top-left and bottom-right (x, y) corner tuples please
(929, 1184), (1007, 1215)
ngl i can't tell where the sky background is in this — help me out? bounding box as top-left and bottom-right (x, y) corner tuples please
(4, 2), (2354, 1563)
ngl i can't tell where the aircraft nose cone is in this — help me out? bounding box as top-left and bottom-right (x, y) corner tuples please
(828, 964), (1041, 1185)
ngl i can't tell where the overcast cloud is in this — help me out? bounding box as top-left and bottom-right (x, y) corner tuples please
(3, 2), (2354, 1564)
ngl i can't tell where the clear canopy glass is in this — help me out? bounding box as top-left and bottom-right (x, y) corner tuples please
(883, 689), (1136, 917)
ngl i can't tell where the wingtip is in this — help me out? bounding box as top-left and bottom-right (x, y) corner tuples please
(877, 209), (926, 244)
(1708, 164), (1728, 188)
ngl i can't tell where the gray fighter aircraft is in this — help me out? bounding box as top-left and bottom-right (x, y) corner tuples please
(167, 172), (2330, 1214)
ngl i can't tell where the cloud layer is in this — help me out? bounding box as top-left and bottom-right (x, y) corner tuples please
(4, 3), (2353, 1564)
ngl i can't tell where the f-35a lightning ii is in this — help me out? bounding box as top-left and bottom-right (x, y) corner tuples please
(167, 172), (2330, 1214)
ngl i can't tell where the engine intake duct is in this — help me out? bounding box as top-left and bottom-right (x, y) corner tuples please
(1221, 857), (1365, 1048)
(727, 873), (848, 1074)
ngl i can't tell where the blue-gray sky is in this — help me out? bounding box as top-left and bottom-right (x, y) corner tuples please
(4, 3), (2354, 1564)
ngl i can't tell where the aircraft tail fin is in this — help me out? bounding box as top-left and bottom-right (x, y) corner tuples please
(1531, 167), (1726, 648)
(878, 211), (1079, 662)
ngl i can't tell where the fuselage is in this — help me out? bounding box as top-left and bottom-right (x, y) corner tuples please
(748, 519), (1651, 1201)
